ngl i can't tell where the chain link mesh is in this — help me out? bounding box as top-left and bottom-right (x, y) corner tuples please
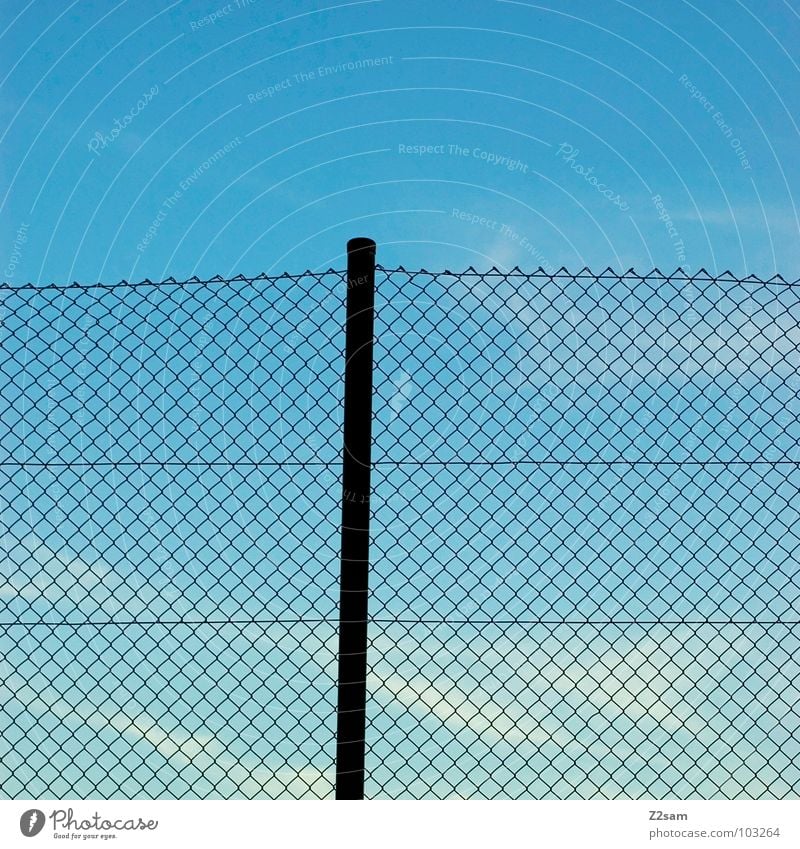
(2, 265), (799, 799)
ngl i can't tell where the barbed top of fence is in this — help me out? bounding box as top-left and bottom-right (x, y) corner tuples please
(0, 269), (347, 291)
(377, 265), (800, 286)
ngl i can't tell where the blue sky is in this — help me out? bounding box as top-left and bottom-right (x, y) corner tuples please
(1, 0), (799, 801)
(1, 0), (799, 282)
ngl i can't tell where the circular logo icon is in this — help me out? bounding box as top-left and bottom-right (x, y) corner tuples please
(20, 809), (45, 837)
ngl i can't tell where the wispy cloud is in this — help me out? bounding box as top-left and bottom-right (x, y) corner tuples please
(372, 670), (573, 747)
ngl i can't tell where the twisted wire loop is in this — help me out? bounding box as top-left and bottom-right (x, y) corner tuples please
(1, 271), (346, 799)
(1, 265), (798, 799)
(367, 266), (799, 799)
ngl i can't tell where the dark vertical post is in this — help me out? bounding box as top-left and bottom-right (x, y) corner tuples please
(335, 237), (376, 799)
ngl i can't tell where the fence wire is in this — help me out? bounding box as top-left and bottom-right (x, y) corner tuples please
(1, 266), (799, 799)
(1, 271), (345, 799)
(367, 267), (800, 799)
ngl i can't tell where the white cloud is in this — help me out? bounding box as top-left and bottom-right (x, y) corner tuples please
(0, 533), (145, 617)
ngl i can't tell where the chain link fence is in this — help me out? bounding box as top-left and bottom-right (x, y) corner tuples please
(368, 267), (800, 799)
(1, 264), (799, 798)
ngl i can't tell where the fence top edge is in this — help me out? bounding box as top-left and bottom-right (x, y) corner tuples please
(376, 266), (800, 286)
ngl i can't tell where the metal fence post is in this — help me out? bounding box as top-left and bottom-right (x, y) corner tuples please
(335, 237), (376, 799)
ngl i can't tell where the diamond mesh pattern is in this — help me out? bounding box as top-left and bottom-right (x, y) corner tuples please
(1, 621), (336, 798)
(1, 272), (345, 799)
(367, 267), (800, 799)
(366, 622), (799, 799)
